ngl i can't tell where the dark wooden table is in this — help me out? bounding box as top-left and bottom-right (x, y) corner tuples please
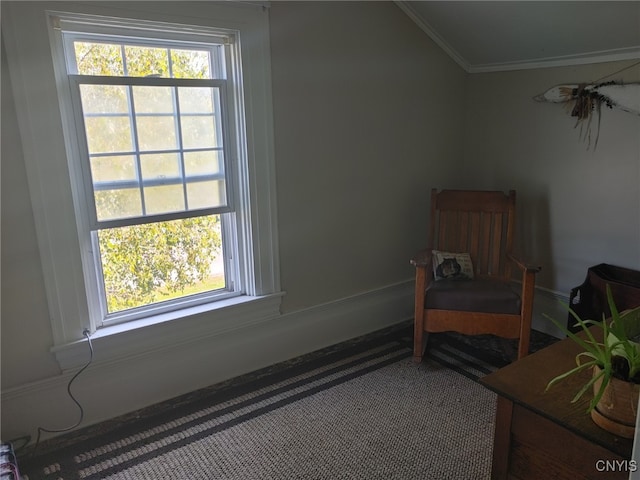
(480, 332), (634, 480)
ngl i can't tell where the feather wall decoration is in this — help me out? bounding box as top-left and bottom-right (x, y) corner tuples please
(534, 81), (640, 148)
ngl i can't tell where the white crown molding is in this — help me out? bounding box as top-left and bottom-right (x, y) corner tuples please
(395, 1), (640, 74)
(470, 47), (640, 74)
(394, 0), (470, 72)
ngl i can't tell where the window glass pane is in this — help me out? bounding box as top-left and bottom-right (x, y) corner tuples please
(84, 116), (133, 154)
(91, 155), (137, 183)
(144, 184), (185, 214)
(184, 150), (223, 177)
(97, 215), (225, 314)
(187, 180), (226, 209)
(178, 87), (214, 114)
(132, 86), (174, 114)
(95, 188), (142, 221)
(171, 49), (211, 79)
(181, 115), (217, 149)
(140, 153), (181, 180)
(80, 85), (128, 114)
(74, 42), (124, 76)
(136, 116), (177, 151)
(124, 46), (169, 77)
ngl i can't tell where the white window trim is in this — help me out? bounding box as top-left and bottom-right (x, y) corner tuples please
(2, 1), (281, 370)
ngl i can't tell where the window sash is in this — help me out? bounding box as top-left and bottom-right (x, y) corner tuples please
(61, 32), (226, 80)
(93, 214), (241, 327)
(55, 14), (232, 50)
(69, 75), (233, 230)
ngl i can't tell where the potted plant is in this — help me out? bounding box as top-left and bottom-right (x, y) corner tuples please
(545, 284), (640, 438)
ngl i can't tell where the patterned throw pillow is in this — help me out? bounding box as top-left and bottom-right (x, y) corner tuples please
(432, 250), (474, 280)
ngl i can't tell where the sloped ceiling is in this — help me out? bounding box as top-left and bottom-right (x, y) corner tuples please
(396, 1), (640, 72)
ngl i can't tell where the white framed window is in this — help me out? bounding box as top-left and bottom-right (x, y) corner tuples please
(2, 2), (281, 367)
(58, 21), (246, 327)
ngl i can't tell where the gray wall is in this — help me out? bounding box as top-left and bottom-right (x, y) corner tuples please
(2, 40), (63, 388)
(462, 62), (640, 293)
(1, 1), (466, 440)
(270, 2), (466, 312)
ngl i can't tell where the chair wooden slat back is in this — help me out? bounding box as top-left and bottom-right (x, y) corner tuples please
(429, 189), (516, 281)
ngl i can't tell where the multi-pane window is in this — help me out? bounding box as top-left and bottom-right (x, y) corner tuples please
(60, 26), (242, 322)
(4, 3), (279, 356)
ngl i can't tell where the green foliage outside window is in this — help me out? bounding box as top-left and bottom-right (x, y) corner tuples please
(98, 215), (223, 313)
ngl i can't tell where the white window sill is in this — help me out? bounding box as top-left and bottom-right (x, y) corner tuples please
(51, 292), (284, 371)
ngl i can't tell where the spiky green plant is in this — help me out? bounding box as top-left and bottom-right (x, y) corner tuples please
(545, 284), (640, 412)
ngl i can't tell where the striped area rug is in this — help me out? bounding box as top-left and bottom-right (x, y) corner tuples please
(18, 325), (556, 480)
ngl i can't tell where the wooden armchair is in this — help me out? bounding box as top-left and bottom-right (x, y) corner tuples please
(411, 189), (541, 363)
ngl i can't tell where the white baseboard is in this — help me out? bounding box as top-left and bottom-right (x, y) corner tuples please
(1, 279), (565, 443)
(531, 286), (570, 338)
(1, 280), (415, 443)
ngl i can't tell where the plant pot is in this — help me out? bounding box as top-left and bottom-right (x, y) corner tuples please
(591, 365), (640, 438)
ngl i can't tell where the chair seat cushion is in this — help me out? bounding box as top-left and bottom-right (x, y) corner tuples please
(425, 278), (521, 315)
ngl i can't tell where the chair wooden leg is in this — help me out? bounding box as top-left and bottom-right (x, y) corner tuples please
(517, 269), (536, 359)
(413, 337), (428, 363)
(413, 265), (428, 363)
(517, 329), (531, 360)
(413, 320), (423, 363)
(413, 311), (428, 363)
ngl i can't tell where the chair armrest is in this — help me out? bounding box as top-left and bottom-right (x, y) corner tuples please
(411, 248), (433, 268)
(507, 253), (541, 273)
(411, 248), (434, 311)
